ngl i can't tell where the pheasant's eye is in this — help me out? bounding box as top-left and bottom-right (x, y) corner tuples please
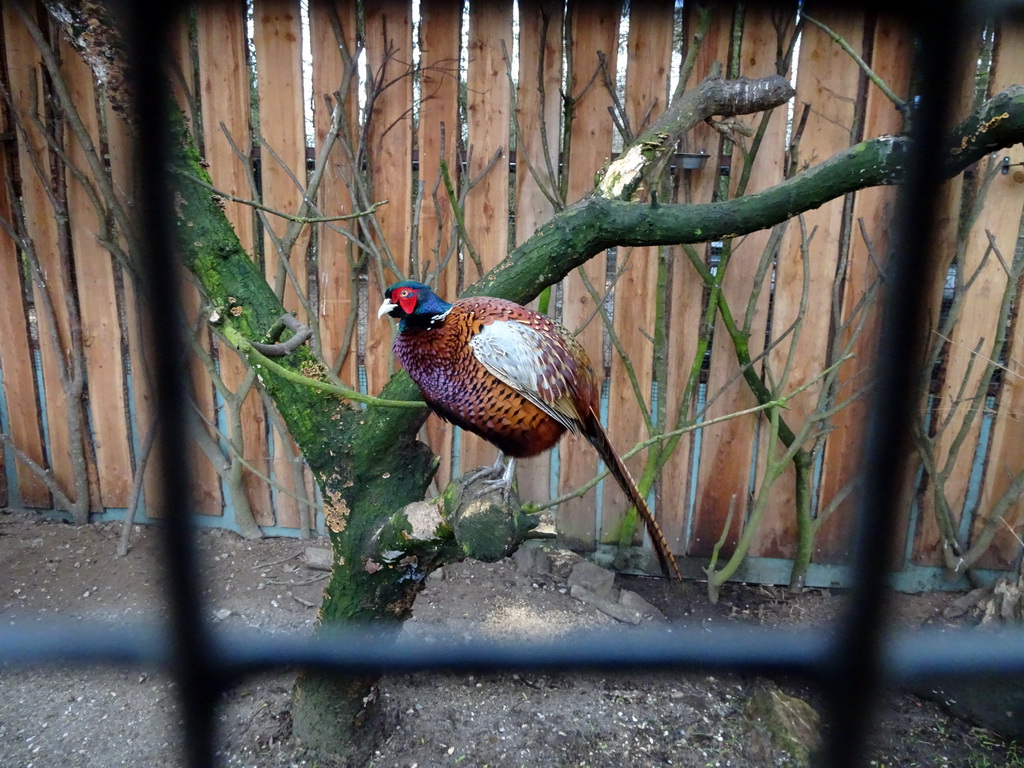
(396, 288), (419, 313)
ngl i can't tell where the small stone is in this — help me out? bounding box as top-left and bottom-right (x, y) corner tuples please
(532, 550), (551, 575)
(512, 547), (535, 573)
(567, 561), (617, 600)
(618, 589), (666, 622)
(570, 584), (641, 625)
(513, 546), (552, 575)
(302, 547), (333, 571)
(744, 682), (820, 766)
(943, 587), (989, 619)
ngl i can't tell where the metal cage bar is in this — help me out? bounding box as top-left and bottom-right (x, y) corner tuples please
(124, 3), (222, 766)
(818, 2), (975, 764)
(2, 2), (1024, 767)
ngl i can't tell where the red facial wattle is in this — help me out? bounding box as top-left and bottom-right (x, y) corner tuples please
(397, 290), (418, 314)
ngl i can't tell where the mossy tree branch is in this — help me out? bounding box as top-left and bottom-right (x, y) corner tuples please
(471, 86), (1024, 306)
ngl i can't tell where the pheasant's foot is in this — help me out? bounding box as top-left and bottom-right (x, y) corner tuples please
(464, 452), (507, 485)
(465, 454), (517, 505)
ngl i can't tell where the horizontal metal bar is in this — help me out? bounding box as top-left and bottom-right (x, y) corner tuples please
(2, 621), (1022, 686)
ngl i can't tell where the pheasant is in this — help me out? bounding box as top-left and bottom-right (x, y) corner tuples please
(378, 280), (681, 580)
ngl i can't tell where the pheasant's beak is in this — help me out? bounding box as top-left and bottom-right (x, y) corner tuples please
(377, 297), (398, 319)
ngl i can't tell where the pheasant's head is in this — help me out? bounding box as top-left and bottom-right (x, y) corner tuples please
(378, 281), (453, 330)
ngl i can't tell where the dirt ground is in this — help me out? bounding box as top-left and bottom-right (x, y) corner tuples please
(0, 510), (1018, 768)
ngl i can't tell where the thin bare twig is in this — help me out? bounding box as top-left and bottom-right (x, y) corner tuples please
(178, 167), (388, 225)
(500, 38), (563, 212)
(802, 13), (907, 112)
(117, 421), (160, 557)
(248, 314), (314, 357)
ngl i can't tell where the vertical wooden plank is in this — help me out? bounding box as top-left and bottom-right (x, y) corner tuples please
(112, 142), (226, 519)
(167, 15), (195, 133)
(969, 23), (1024, 570)
(183, 276), (229, 517)
(166, 21), (224, 519)
(196, 1), (270, 522)
(659, 2), (733, 556)
(748, 5), (864, 561)
(113, 16), (223, 518)
(513, 0), (563, 505)
(3, 8), (77, 503)
(688, 4), (789, 557)
(911, 28), (989, 565)
(364, 0), (414, 396)
(61, 41), (133, 509)
(104, 93), (158, 517)
(0, 10), (49, 508)
(253, 0), (310, 318)
(253, 0), (311, 529)
(120, 278), (158, 515)
(458, 1), (514, 475)
(678, 1), (732, 208)
(197, 1), (256, 247)
(600, 0), (674, 556)
(311, 0), (359, 387)
(556, 0), (621, 552)
(814, 15), (914, 565)
(0, 153), (49, 505)
(417, 0), (462, 489)
(121, 274), (224, 517)
(976, 310), (1024, 569)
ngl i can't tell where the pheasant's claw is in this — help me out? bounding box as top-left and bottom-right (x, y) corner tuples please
(475, 477), (513, 505)
(464, 461), (504, 486)
(465, 456), (517, 505)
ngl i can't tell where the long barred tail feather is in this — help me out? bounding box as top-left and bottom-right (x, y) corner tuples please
(583, 411), (682, 581)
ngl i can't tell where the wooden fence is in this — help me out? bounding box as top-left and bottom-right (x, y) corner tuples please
(1, 1), (1022, 588)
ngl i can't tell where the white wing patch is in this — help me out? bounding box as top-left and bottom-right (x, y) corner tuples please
(469, 320), (582, 433)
